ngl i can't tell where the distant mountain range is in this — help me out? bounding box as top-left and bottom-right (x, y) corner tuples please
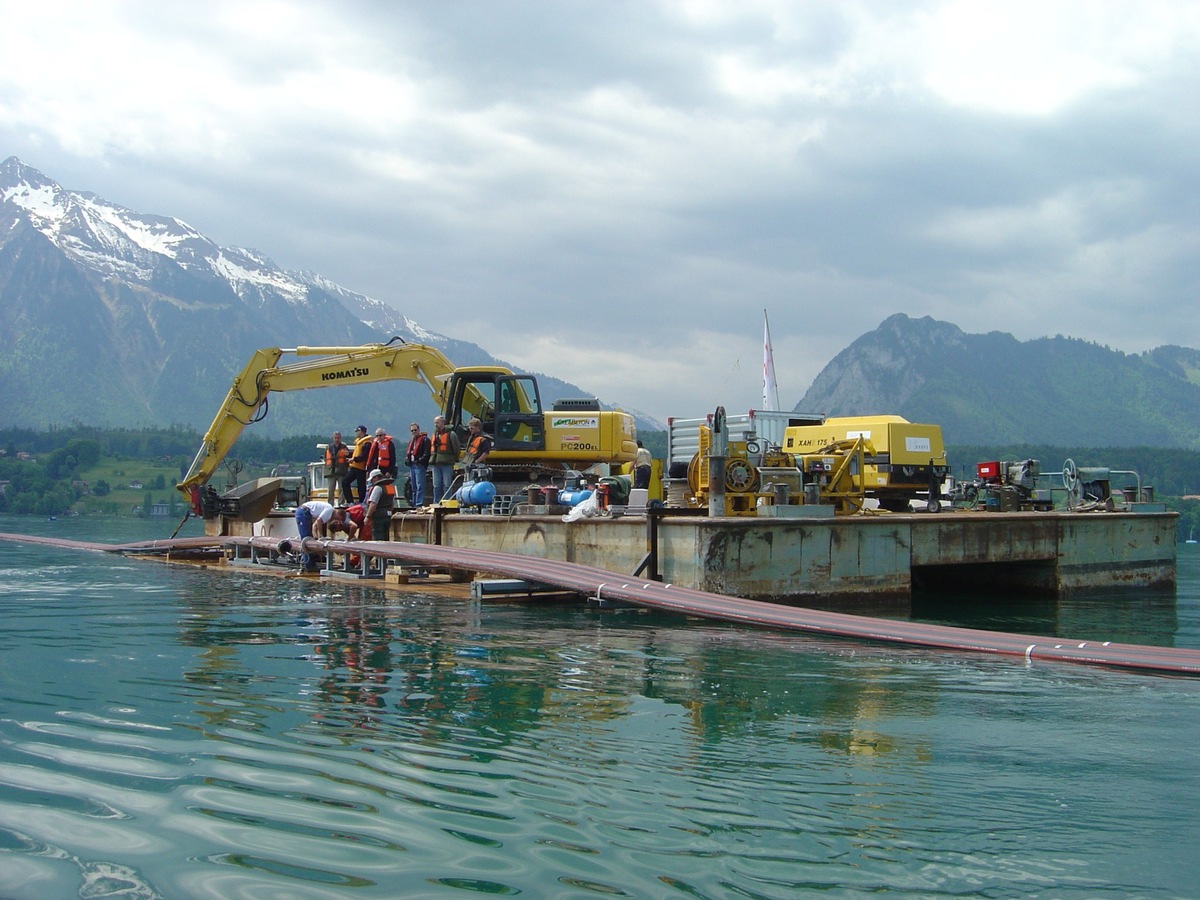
(0, 156), (657, 436)
(5, 158), (1198, 449)
(798, 314), (1200, 449)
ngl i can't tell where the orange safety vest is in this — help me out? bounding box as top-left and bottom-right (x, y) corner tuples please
(367, 483), (396, 540)
(466, 433), (491, 460)
(431, 430), (456, 463)
(368, 436), (395, 471)
(324, 442), (350, 474)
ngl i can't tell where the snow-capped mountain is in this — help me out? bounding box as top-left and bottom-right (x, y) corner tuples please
(1, 155), (415, 335)
(5, 156), (238, 285)
(0, 156), (620, 434)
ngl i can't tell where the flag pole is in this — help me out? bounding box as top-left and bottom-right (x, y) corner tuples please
(762, 309), (780, 411)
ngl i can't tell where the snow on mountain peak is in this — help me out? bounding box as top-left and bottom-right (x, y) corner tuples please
(2, 156), (69, 222)
(1, 156), (312, 303)
(209, 247), (308, 303)
(3, 156), (209, 278)
(2, 157), (438, 342)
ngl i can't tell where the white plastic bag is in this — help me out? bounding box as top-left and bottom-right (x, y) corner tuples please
(561, 491), (600, 522)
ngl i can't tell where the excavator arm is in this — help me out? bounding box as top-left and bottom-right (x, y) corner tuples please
(177, 338), (482, 512)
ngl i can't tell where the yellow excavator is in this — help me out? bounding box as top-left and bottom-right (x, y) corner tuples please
(178, 338), (638, 518)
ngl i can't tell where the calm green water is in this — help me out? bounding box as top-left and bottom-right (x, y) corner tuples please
(1, 514), (1198, 898)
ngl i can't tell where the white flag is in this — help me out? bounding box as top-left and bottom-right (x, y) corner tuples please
(762, 310), (779, 410)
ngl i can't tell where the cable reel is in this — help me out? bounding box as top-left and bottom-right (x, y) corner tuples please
(725, 458), (760, 493)
(1063, 458), (1082, 508)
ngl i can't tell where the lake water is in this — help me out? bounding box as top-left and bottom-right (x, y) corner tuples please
(1, 514), (1198, 898)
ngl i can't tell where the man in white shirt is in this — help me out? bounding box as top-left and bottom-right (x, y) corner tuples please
(633, 440), (653, 490)
(294, 499), (335, 572)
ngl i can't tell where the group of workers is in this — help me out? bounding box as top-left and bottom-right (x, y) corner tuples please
(292, 415), (494, 573)
(293, 418), (654, 574)
(323, 416), (492, 509)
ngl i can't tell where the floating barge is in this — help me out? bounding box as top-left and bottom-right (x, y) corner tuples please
(212, 502), (1177, 610)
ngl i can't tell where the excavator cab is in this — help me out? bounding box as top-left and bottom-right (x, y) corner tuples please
(444, 371), (547, 452)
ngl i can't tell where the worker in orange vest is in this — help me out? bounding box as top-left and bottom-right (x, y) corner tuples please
(429, 415), (461, 502)
(366, 428), (398, 480)
(463, 417), (492, 466)
(324, 431), (351, 504)
(364, 469), (396, 542)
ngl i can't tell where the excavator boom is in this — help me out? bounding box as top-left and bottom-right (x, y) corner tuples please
(178, 340), (465, 508)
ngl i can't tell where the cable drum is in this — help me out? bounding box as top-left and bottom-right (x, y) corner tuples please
(664, 479), (691, 508)
(725, 458), (760, 493)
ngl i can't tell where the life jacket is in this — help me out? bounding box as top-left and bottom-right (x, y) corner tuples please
(349, 435), (372, 470)
(431, 429), (457, 464)
(368, 483), (396, 540)
(345, 503), (371, 540)
(371, 482), (396, 513)
(406, 432), (430, 465)
(324, 441), (351, 476)
(368, 436), (395, 472)
(466, 433), (491, 460)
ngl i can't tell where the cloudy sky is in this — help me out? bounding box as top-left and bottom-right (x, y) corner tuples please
(2, 1), (1198, 423)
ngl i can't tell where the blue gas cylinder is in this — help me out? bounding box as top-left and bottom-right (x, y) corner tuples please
(455, 481), (497, 507)
(557, 488), (593, 507)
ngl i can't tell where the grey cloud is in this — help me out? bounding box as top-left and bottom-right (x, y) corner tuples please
(3, 1), (1197, 420)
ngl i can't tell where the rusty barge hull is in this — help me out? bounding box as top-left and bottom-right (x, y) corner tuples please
(214, 506), (1178, 606)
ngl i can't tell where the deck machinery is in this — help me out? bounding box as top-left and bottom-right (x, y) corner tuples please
(951, 458), (1133, 512)
(681, 414), (949, 516)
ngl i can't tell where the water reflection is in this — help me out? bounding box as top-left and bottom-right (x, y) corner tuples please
(912, 585), (1179, 645)
(177, 584), (944, 779)
(4, 519), (1200, 898)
